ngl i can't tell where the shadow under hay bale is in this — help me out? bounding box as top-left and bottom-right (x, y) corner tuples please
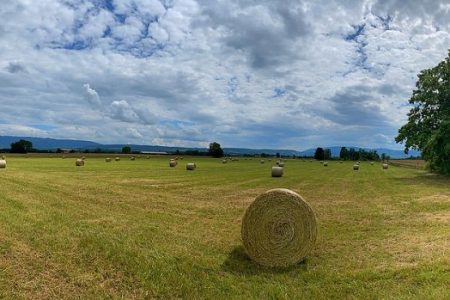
(221, 246), (307, 275)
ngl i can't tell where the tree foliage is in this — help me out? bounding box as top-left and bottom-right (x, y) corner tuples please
(10, 139), (33, 153)
(314, 147), (325, 160)
(396, 50), (450, 174)
(208, 142), (224, 158)
(122, 146), (131, 154)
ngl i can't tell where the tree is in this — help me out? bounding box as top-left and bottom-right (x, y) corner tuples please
(10, 139), (33, 153)
(208, 142), (224, 158)
(122, 146), (131, 154)
(314, 147), (325, 160)
(276, 152), (281, 158)
(324, 149), (332, 160)
(396, 50), (450, 174)
(339, 147), (349, 160)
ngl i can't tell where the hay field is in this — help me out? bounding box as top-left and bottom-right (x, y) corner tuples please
(0, 156), (449, 299)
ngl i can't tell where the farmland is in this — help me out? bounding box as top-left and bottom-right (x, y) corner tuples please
(0, 155), (449, 299)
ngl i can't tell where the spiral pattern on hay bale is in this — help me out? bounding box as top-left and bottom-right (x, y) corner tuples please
(271, 166), (284, 177)
(241, 189), (317, 268)
(0, 159), (6, 169)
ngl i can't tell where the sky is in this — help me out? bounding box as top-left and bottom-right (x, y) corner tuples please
(1, 0), (450, 150)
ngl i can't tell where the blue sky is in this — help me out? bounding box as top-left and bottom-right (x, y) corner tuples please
(0, 0), (450, 150)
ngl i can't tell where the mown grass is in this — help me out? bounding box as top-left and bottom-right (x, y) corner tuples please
(0, 155), (449, 299)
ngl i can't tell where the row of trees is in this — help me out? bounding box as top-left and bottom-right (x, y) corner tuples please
(313, 147), (390, 161)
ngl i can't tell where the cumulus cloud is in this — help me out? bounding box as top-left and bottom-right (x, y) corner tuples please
(0, 0), (450, 149)
(83, 83), (101, 107)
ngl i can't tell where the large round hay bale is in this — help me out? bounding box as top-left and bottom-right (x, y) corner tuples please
(241, 188), (317, 268)
(169, 159), (177, 167)
(105, 158), (112, 162)
(0, 159), (6, 169)
(76, 159), (84, 167)
(353, 164), (359, 171)
(186, 163), (196, 170)
(383, 163), (389, 169)
(271, 166), (284, 177)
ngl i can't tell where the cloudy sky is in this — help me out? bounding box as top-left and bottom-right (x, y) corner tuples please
(1, 0), (450, 150)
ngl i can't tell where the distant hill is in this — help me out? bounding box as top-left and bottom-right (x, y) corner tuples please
(0, 136), (421, 159)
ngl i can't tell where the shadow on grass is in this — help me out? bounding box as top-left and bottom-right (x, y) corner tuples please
(221, 246), (308, 276)
(391, 172), (450, 188)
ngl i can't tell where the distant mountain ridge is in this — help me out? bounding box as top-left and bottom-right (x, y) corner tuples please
(0, 135), (421, 159)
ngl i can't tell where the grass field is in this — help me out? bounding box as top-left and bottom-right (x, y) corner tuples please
(0, 155), (449, 299)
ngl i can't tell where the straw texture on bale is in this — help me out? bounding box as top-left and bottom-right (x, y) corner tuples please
(271, 166), (284, 177)
(76, 159), (85, 167)
(383, 163), (389, 169)
(186, 163), (196, 170)
(169, 160), (177, 167)
(241, 188), (317, 268)
(353, 164), (359, 170)
(105, 158), (112, 162)
(0, 160), (6, 169)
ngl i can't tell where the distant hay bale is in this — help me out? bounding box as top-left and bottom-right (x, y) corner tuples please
(339, 161), (343, 164)
(76, 159), (85, 167)
(260, 160), (265, 164)
(105, 158), (111, 162)
(323, 162), (328, 167)
(0, 159), (6, 169)
(180, 157), (184, 160)
(115, 157), (120, 161)
(320, 161), (324, 164)
(146, 156), (150, 159)
(383, 163), (389, 169)
(371, 162), (374, 165)
(81, 156), (86, 160)
(130, 156), (136, 161)
(353, 164), (359, 171)
(241, 188), (317, 268)
(271, 166), (284, 177)
(186, 163), (196, 170)
(169, 159), (177, 167)
(276, 161), (285, 167)
(1, 155), (5, 160)
(222, 159), (227, 164)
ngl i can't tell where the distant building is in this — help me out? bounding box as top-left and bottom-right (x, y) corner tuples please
(140, 151), (168, 155)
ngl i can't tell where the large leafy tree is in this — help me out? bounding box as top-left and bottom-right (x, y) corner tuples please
(10, 139), (33, 153)
(396, 50), (450, 174)
(208, 142), (224, 158)
(314, 147), (324, 160)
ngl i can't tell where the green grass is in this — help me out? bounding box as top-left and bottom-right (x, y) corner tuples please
(0, 156), (449, 299)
